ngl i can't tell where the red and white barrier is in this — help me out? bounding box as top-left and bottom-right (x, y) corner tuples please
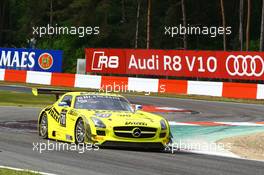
(0, 69), (263, 100)
(74, 74), (101, 89)
(187, 81), (223, 97)
(26, 71), (52, 85)
(0, 69), (5, 81)
(128, 77), (159, 93)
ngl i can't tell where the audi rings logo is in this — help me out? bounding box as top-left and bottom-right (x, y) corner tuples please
(226, 55), (264, 77)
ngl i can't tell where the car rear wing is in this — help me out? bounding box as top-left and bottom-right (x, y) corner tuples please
(32, 88), (71, 100)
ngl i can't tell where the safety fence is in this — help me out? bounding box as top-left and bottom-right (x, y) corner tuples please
(0, 69), (263, 99)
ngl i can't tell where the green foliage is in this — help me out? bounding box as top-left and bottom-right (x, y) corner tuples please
(0, 168), (40, 175)
(0, 90), (54, 106)
(0, 0), (263, 72)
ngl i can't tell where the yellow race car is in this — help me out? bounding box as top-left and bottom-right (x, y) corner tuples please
(34, 89), (171, 149)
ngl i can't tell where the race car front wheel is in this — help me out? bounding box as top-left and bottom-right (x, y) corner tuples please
(39, 112), (48, 139)
(75, 118), (85, 144)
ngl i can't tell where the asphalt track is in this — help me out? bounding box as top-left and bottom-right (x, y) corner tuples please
(0, 90), (264, 174)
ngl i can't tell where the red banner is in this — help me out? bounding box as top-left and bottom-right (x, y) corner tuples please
(86, 48), (264, 80)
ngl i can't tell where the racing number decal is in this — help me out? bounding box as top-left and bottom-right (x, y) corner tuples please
(60, 109), (67, 127)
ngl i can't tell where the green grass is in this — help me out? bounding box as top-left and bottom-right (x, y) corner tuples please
(0, 168), (40, 175)
(0, 90), (55, 107)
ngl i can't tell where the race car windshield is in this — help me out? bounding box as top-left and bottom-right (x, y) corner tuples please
(74, 95), (133, 112)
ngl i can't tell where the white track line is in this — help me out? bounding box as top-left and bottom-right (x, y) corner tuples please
(177, 148), (264, 162)
(0, 165), (57, 175)
(216, 122), (264, 126)
(168, 121), (199, 126)
(169, 121), (264, 126)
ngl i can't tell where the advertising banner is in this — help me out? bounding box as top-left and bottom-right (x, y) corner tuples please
(0, 48), (63, 72)
(86, 48), (264, 80)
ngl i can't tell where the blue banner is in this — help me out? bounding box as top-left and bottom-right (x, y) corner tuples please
(0, 48), (63, 72)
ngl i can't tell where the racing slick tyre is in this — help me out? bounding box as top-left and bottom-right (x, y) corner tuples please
(75, 118), (85, 144)
(39, 112), (48, 139)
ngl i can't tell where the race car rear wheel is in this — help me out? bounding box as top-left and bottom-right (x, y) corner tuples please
(75, 118), (85, 144)
(39, 112), (48, 139)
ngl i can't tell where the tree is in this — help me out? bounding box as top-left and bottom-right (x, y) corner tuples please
(146, 0), (151, 49)
(135, 0), (141, 48)
(181, 0), (187, 49)
(2, 0), (264, 61)
(260, 0), (264, 51)
(50, 0), (53, 26)
(220, 0), (226, 50)
(239, 0), (244, 51)
(0, 0), (8, 46)
(246, 0), (251, 51)
(121, 0), (126, 23)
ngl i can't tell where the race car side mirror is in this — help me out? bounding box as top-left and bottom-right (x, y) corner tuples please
(135, 104), (142, 110)
(58, 101), (70, 107)
(132, 104), (142, 111)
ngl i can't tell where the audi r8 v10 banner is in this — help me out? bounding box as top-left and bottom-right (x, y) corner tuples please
(86, 48), (264, 80)
(0, 48), (63, 72)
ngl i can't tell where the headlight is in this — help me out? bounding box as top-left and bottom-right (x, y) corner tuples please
(91, 117), (106, 128)
(94, 113), (112, 118)
(160, 120), (167, 130)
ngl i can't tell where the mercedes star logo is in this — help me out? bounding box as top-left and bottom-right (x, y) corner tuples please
(132, 128), (141, 138)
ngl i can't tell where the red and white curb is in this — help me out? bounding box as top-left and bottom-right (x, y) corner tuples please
(0, 165), (57, 175)
(169, 121), (264, 126)
(142, 105), (193, 113)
